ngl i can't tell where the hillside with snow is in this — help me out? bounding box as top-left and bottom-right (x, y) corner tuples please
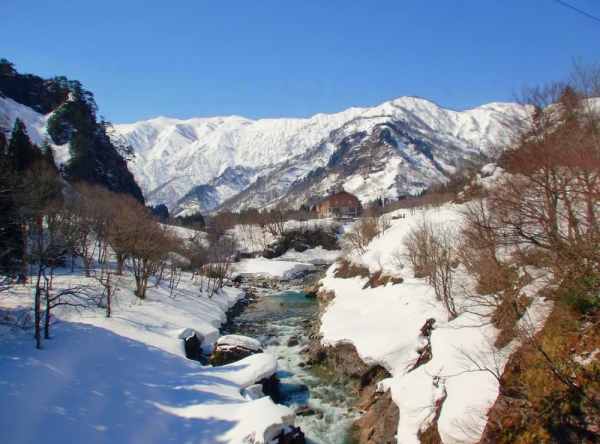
(113, 98), (517, 214)
(318, 204), (553, 443)
(0, 255), (314, 444)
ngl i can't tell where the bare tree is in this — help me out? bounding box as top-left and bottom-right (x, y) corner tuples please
(19, 161), (67, 348)
(265, 202), (288, 237)
(205, 234), (238, 295)
(403, 217), (461, 318)
(128, 218), (176, 299)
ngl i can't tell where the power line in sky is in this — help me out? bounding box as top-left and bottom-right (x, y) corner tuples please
(553, 0), (600, 23)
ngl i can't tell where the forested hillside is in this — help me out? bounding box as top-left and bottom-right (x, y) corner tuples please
(0, 58), (143, 201)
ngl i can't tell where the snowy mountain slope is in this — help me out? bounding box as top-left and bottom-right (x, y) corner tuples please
(209, 112), (491, 213)
(0, 96), (48, 143)
(0, 96), (71, 167)
(114, 97), (517, 213)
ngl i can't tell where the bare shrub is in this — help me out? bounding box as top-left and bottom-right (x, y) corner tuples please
(389, 247), (404, 275)
(128, 219), (177, 299)
(333, 257), (370, 279)
(403, 217), (461, 318)
(205, 234), (238, 295)
(458, 200), (517, 295)
(344, 217), (379, 255)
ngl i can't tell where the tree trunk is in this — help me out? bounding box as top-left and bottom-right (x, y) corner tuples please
(117, 254), (125, 275)
(21, 223), (28, 284)
(106, 273), (112, 318)
(44, 281), (51, 340)
(34, 267), (42, 349)
(83, 256), (91, 277)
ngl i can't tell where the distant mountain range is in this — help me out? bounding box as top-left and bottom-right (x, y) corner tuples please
(114, 97), (516, 214)
(1, 59), (516, 214)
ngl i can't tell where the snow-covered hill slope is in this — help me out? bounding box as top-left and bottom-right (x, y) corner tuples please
(319, 206), (552, 443)
(0, 96), (70, 166)
(0, 262), (298, 443)
(114, 97), (517, 214)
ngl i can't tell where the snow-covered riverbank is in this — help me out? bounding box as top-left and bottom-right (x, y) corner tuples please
(318, 207), (553, 443)
(0, 263), (308, 443)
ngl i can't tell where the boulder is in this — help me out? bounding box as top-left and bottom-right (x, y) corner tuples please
(286, 335), (299, 347)
(257, 373), (281, 403)
(209, 334), (263, 366)
(273, 426), (306, 444)
(295, 406), (322, 417)
(178, 328), (205, 361)
(303, 282), (320, 298)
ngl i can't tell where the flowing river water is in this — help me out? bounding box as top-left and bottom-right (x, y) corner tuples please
(225, 273), (359, 444)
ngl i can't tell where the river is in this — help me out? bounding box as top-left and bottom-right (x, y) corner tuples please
(226, 274), (359, 444)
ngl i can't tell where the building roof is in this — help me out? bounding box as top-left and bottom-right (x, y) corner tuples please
(316, 190), (360, 205)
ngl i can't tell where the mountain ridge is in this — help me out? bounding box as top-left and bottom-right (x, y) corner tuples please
(114, 96), (516, 214)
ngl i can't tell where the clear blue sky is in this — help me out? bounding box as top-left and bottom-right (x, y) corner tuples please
(2, 0), (599, 123)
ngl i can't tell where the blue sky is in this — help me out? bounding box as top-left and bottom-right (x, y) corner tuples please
(2, 0), (599, 123)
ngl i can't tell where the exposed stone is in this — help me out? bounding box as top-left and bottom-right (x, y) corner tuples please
(209, 336), (263, 367)
(316, 289), (335, 304)
(286, 335), (299, 347)
(303, 282), (321, 298)
(351, 389), (399, 444)
(409, 318), (436, 372)
(273, 425), (306, 444)
(417, 386), (446, 444)
(209, 344), (262, 366)
(295, 406), (322, 417)
(258, 374), (281, 403)
(183, 333), (203, 360)
(421, 317), (436, 337)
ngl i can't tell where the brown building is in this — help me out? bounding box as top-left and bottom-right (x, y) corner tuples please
(316, 191), (361, 219)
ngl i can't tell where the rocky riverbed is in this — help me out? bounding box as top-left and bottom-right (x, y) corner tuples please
(213, 269), (399, 444)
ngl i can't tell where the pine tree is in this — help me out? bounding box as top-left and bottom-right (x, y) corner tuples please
(41, 137), (56, 169)
(0, 130), (7, 157)
(6, 118), (41, 171)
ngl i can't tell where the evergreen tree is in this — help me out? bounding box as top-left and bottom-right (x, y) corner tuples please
(0, 130), (7, 157)
(66, 133), (95, 181)
(6, 118), (41, 171)
(0, 58), (16, 75)
(41, 138), (56, 169)
(148, 204), (169, 220)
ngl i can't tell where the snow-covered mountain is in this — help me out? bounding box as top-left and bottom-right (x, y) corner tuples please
(114, 97), (516, 214)
(1, 93), (516, 214)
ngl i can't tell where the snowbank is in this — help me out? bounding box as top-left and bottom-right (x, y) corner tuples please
(319, 207), (553, 443)
(275, 246), (341, 265)
(237, 258), (315, 280)
(217, 334), (262, 351)
(0, 268), (296, 444)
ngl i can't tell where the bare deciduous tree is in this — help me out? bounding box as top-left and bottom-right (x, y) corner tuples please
(403, 217), (461, 318)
